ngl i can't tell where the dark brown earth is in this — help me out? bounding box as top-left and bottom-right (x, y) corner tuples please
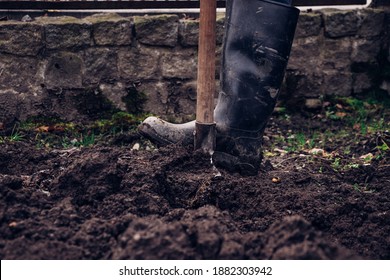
(0, 110), (389, 260)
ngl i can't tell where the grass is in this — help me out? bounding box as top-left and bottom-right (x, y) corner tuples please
(265, 94), (389, 172)
(0, 124), (25, 143)
(1, 112), (147, 149)
(60, 132), (96, 148)
(10, 125), (25, 141)
(331, 157), (341, 171)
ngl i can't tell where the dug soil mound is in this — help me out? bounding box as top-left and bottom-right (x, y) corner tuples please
(0, 112), (389, 259)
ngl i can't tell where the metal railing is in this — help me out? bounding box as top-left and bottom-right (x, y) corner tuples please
(0, 0), (368, 10)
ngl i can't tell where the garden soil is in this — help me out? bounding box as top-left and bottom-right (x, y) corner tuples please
(0, 116), (389, 260)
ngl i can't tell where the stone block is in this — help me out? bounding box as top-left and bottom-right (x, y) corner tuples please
(289, 36), (322, 71)
(44, 52), (84, 89)
(134, 14), (179, 47)
(37, 16), (92, 50)
(179, 19), (199, 47)
(118, 47), (161, 81)
(0, 54), (42, 93)
(295, 12), (322, 38)
(0, 88), (47, 124)
(160, 49), (197, 79)
(322, 37), (352, 70)
(179, 15), (224, 47)
(85, 13), (132, 46)
(141, 81), (170, 116)
(353, 72), (372, 94)
(284, 70), (324, 98)
(322, 9), (359, 38)
(351, 37), (382, 64)
(83, 48), (118, 84)
(141, 80), (198, 121)
(99, 82), (128, 111)
(357, 9), (385, 38)
(0, 91), (22, 125)
(0, 22), (43, 56)
(167, 80), (197, 117)
(323, 70), (352, 96)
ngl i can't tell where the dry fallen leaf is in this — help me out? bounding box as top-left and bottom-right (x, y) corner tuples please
(335, 112), (347, 118)
(52, 124), (65, 132)
(35, 126), (49, 132)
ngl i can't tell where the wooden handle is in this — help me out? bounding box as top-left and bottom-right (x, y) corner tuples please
(196, 0), (217, 124)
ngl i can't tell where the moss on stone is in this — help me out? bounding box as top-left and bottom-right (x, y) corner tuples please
(84, 13), (131, 24)
(181, 19), (198, 28)
(35, 16), (90, 26)
(134, 14), (179, 47)
(134, 14), (177, 26)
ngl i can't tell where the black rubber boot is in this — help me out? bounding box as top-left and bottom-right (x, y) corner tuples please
(213, 0), (299, 175)
(138, 0), (299, 175)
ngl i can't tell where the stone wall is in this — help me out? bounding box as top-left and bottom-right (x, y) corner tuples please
(284, 8), (390, 109)
(0, 8), (389, 127)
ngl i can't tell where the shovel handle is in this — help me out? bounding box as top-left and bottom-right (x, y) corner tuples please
(196, 0), (217, 124)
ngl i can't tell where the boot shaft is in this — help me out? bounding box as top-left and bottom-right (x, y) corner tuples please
(215, 0), (299, 132)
